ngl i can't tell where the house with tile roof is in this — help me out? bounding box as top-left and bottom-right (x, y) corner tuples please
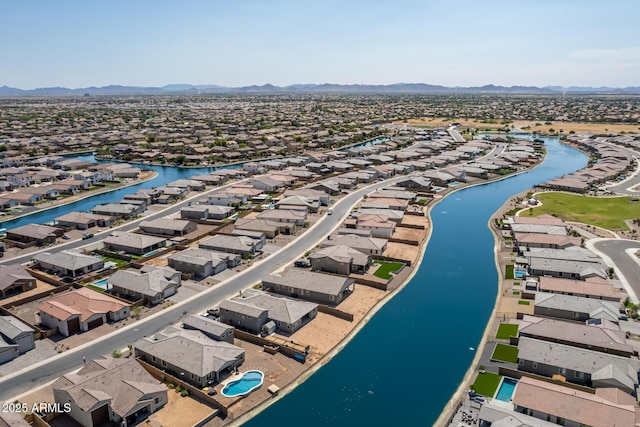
(38, 288), (130, 336)
(134, 328), (244, 387)
(512, 376), (640, 426)
(53, 356), (167, 427)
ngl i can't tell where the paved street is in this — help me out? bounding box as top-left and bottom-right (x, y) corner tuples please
(590, 239), (640, 302)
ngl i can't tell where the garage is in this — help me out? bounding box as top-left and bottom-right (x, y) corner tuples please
(67, 317), (80, 334)
(90, 404), (110, 427)
(87, 317), (104, 330)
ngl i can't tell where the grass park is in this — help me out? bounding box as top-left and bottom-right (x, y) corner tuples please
(471, 372), (502, 397)
(491, 343), (519, 363)
(530, 193), (640, 231)
(373, 260), (405, 280)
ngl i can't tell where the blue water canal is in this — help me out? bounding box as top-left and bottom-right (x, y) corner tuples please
(243, 138), (588, 426)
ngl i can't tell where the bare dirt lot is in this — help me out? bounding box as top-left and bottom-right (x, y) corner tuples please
(0, 279), (55, 307)
(149, 387), (216, 427)
(383, 242), (421, 264)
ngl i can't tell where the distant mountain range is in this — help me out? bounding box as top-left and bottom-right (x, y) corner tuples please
(1, 83), (639, 96)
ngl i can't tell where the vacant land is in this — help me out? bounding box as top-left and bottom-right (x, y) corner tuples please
(491, 343), (519, 363)
(471, 372), (501, 397)
(532, 193), (640, 230)
(495, 323), (518, 340)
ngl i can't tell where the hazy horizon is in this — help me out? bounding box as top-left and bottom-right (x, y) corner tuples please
(3, 1), (639, 89)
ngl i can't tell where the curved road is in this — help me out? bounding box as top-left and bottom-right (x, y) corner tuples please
(592, 239), (640, 302)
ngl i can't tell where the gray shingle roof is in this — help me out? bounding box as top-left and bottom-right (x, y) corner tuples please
(0, 264), (33, 292)
(33, 250), (103, 271)
(263, 269), (354, 296)
(232, 289), (317, 325)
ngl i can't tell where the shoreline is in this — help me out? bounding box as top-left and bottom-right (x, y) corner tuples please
(230, 158), (546, 426)
(1, 170), (158, 225)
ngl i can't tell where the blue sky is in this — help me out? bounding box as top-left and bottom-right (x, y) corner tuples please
(2, 1), (639, 88)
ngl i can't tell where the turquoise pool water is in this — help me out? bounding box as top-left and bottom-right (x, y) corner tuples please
(92, 279), (108, 289)
(221, 370), (263, 397)
(515, 269), (527, 279)
(495, 378), (517, 401)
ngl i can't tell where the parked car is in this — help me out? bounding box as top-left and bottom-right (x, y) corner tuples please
(294, 259), (310, 268)
(62, 234), (71, 240)
(82, 233), (94, 240)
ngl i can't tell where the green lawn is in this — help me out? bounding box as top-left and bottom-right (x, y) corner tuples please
(532, 193), (640, 231)
(518, 300), (530, 306)
(101, 256), (130, 267)
(471, 372), (501, 397)
(495, 323), (519, 340)
(505, 264), (514, 280)
(491, 343), (519, 363)
(373, 261), (405, 280)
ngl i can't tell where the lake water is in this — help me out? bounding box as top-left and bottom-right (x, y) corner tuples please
(242, 138), (588, 426)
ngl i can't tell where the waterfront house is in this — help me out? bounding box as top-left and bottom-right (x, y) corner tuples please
(182, 315), (235, 344)
(513, 232), (582, 250)
(92, 203), (144, 219)
(517, 336), (640, 393)
(351, 214), (396, 238)
(321, 234), (387, 256)
(534, 276), (622, 301)
(396, 176), (433, 192)
(33, 251), (104, 278)
(38, 288), (130, 336)
(528, 258), (607, 280)
(0, 264), (36, 298)
(512, 377), (639, 427)
(53, 356), (167, 427)
(263, 269), (355, 306)
(517, 315), (632, 357)
(219, 289), (318, 334)
(167, 248), (239, 278)
(135, 328), (244, 387)
(309, 245), (371, 275)
(533, 293), (620, 323)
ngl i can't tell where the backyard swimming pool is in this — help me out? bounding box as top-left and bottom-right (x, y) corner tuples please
(92, 279), (109, 289)
(221, 370), (264, 397)
(494, 377), (518, 402)
(514, 269), (527, 279)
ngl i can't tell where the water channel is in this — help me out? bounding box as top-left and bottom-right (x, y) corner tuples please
(242, 137), (588, 426)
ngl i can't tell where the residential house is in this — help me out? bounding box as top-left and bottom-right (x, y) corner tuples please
(53, 356), (167, 427)
(139, 218), (197, 237)
(0, 316), (35, 364)
(167, 248), (239, 278)
(135, 328), (245, 387)
(6, 224), (64, 246)
(103, 232), (166, 255)
(257, 209), (307, 225)
(517, 315), (632, 357)
(199, 234), (262, 256)
(512, 377), (639, 427)
(275, 196), (319, 213)
(0, 264), (36, 298)
(283, 188), (330, 206)
(528, 258), (607, 280)
(321, 234), (387, 256)
(219, 289), (318, 334)
(92, 203), (144, 219)
(309, 245), (371, 275)
(182, 315), (234, 344)
(534, 293), (621, 323)
(352, 214), (396, 238)
(54, 211), (114, 230)
(263, 269), (355, 306)
(206, 191), (247, 207)
(534, 276), (622, 301)
(32, 251), (105, 278)
(234, 218), (283, 238)
(38, 288), (130, 336)
(249, 176), (283, 192)
(107, 266), (180, 305)
(180, 204), (234, 220)
(517, 336), (640, 393)
(229, 230), (266, 246)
